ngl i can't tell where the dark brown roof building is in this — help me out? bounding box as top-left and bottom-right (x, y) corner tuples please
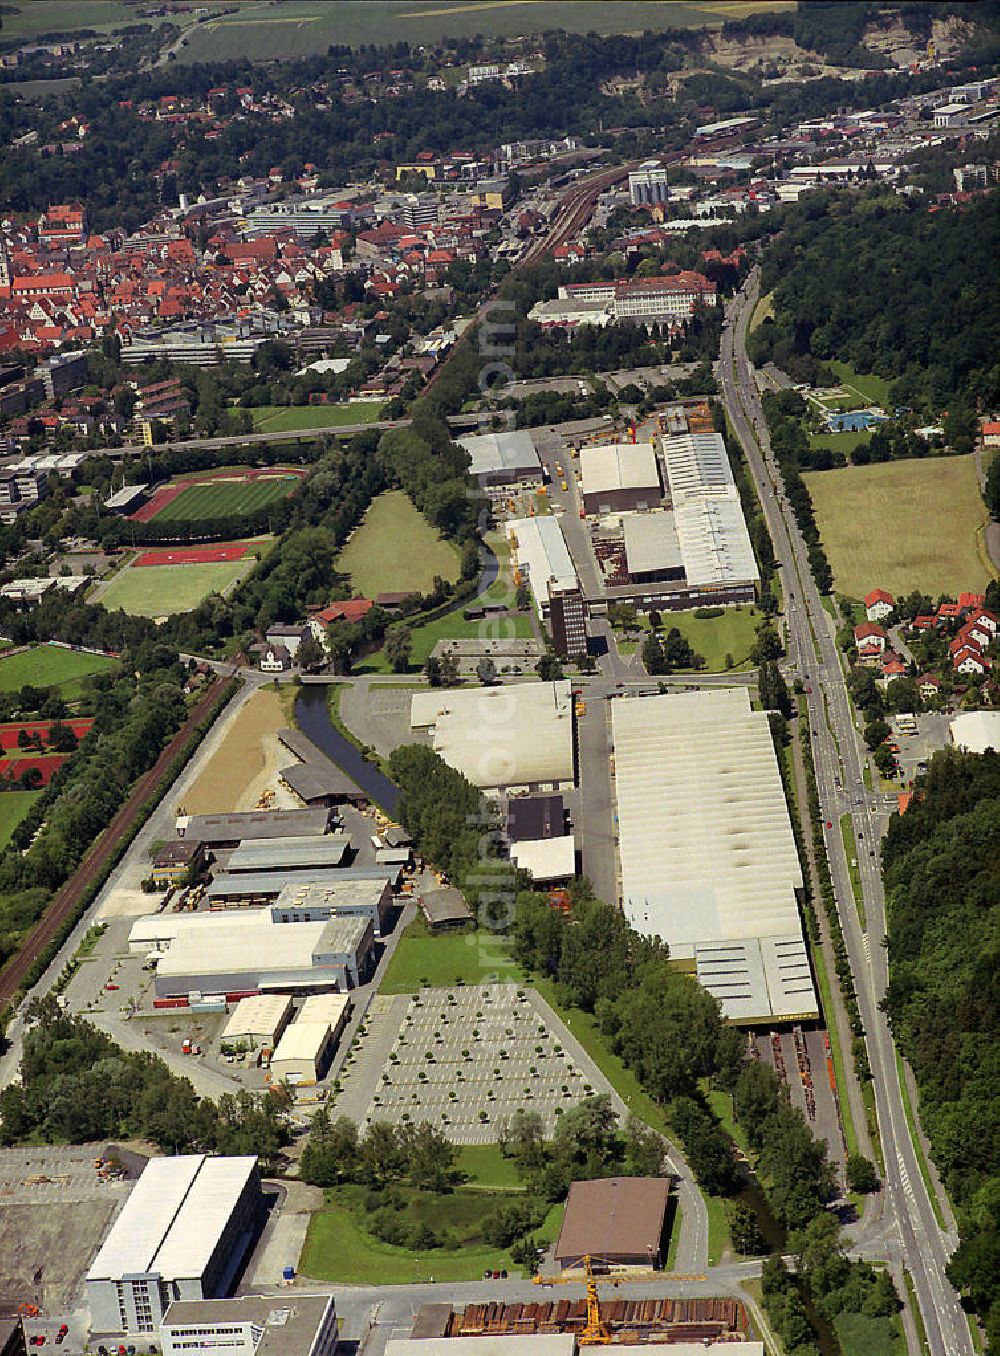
(554, 1176), (671, 1270)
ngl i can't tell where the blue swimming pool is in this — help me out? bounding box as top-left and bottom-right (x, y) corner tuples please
(826, 410), (888, 433)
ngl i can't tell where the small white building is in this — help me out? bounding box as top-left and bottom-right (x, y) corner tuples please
(221, 993), (294, 1051)
(270, 993), (351, 1087)
(160, 1293), (338, 1356)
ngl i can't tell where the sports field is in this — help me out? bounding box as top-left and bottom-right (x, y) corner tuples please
(150, 476), (298, 523)
(337, 491), (460, 596)
(805, 456), (992, 599)
(98, 556), (256, 618)
(0, 645), (116, 695)
(177, 0), (794, 60)
(250, 402), (384, 432)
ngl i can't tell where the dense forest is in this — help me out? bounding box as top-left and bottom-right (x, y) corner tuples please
(882, 749), (1000, 1347)
(750, 193), (999, 418)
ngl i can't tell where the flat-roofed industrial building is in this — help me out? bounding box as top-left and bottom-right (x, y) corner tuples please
(205, 868), (356, 906)
(149, 912), (374, 999)
(269, 992), (352, 1086)
(86, 1155), (262, 1337)
(507, 516), (588, 660)
(274, 876), (394, 935)
(611, 688), (817, 1023)
(411, 681), (575, 792)
(456, 429), (542, 493)
(220, 993), (294, 1050)
(160, 1293), (338, 1356)
(580, 442), (660, 515)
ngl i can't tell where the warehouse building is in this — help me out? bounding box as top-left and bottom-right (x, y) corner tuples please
(949, 710), (1000, 754)
(507, 793), (566, 842)
(149, 838), (206, 887)
(411, 681), (575, 792)
(220, 993), (294, 1051)
(176, 808), (331, 848)
(225, 835), (351, 874)
(206, 868), (356, 906)
(510, 835), (576, 882)
(555, 1177), (671, 1270)
(580, 442), (661, 516)
(611, 689), (817, 1023)
(148, 912), (374, 999)
(160, 1294), (339, 1356)
(456, 430), (542, 494)
(86, 1155), (262, 1337)
(270, 993), (352, 1086)
(274, 876), (394, 935)
(506, 516), (588, 659)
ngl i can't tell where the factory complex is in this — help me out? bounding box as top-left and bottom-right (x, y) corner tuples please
(611, 688), (817, 1023)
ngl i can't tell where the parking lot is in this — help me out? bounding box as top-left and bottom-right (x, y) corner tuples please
(889, 711), (953, 786)
(335, 982), (622, 1144)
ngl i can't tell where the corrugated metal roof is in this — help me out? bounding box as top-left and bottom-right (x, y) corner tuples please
(150, 1156), (257, 1281)
(507, 515), (577, 611)
(612, 689), (816, 1022)
(226, 835), (350, 872)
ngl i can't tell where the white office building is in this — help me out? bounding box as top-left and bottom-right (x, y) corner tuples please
(160, 1293), (338, 1356)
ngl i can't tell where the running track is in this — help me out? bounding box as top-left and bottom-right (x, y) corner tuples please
(0, 675), (236, 1007)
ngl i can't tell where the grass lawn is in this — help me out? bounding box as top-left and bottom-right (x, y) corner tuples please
(0, 1), (150, 38)
(827, 360), (893, 410)
(809, 429), (874, 461)
(750, 290), (775, 332)
(835, 1311), (906, 1356)
(337, 491), (460, 596)
(0, 791), (41, 851)
(250, 402), (383, 432)
(805, 456), (991, 597)
(299, 1184), (562, 1284)
(154, 477), (295, 522)
(617, 607), (758, 672)
(455, 1145), (525, 1191)
(0, 644), (116, 695)
(379, 918), (523, 994)
(356, 530), (532, 674)
(98, 558), (253, 617)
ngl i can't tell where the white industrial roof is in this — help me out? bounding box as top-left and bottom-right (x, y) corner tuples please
(661, 432), (734, 504)
(507, 515), (577, 613)
(130, 909), (265, 949)
(222, 993), (293, 1044)
(622, 511), (683, 575)
(580, 442), (659, 496)
(86, 1155), (257, 1284)
(151, 1156), (258, 1282)
(612, 689), (815, 1021)
(950, 710), (1000, 755)
(410, 681), (575, 790)
(696, 935), (817, 1023)
(672, 495), (759, 588)
(299, 992), (351, 1027)
(457, 430), (540, 478)
(511, 834), (576, 882)
(275, 878), (390, 911)
(271, 1020), (333, 1066)
(155, 919), (329, 977)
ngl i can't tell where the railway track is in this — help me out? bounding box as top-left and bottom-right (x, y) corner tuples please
(0, 674), (236, 1008)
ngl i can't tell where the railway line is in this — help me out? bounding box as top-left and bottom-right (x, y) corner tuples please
(0, 674), (237, 1008)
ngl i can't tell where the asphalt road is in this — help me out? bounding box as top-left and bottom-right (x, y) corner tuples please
(720, 270), (971, 1356)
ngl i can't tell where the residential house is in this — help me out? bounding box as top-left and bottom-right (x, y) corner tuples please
(864, 587), (895, 622)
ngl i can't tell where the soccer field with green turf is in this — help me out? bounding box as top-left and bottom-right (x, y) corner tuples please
(250, 402), (384, 432)
(152, 477), (297, 523)
(99, 558), (256, 617)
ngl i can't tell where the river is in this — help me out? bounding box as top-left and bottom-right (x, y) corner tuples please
(294, 686), (400, 816)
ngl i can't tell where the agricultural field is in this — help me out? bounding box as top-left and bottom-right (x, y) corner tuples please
(0, 1), (153, 39)
(250, 402), (384, 432)
(177, 0), (794, 61)
(805, 456), (991, 599)
(0, 791), (41, 851)
(97, 547), (262, 618)
(0, 645), (116, 696)
(337, 491), (460, 597)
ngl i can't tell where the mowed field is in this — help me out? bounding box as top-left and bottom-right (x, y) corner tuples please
(337, 491), (460, 596)
(177, 0), (795, 60)
(0, 645), (116, 695)
(0, 791), (41, 851)
(805, 456), (992, 599)
(250, 402), (384, 432)
(152, 476), (297, 523)
(97, 546), (266, 618)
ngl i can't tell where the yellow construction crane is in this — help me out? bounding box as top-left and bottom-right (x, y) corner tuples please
(533, 1254), (613, 1345)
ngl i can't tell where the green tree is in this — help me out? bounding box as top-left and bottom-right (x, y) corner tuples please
(846, 1153), (879, 1194)
(384, 625), (413, 673)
